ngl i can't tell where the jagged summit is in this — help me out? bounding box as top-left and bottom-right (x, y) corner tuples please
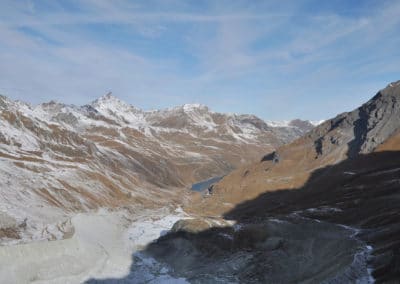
(102, 91), (114, 100)
(92, 92), (122, 105)
(89, 92), (145, 126)
(94, 91), (116, 102)
(386, 80), (400, 88)
(91, 92), (141, 112)
(181, 103), (208, 112)
(308, 79), (400, 159)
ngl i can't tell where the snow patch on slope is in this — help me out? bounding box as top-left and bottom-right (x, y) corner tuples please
(0, 207), (190, 283)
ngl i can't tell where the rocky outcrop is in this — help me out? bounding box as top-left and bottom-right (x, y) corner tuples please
(170, 218), (231, 234)
(261, 151), (280, 163)
(145, 215), (371, 283)
(310, 80), (400, 159)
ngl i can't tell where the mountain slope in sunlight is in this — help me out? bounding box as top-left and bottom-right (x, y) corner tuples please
(0, 93), (312, 244)
(194, 80), (400, 214)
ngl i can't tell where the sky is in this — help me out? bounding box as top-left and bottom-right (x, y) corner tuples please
(0, 0), (399, 120)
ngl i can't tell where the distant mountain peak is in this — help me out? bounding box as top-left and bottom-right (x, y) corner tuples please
(91, 93), (142, 113)
(103, 91), (113, 99)
(163, 103), (209, 113)
(310, 120), (325, 126)
(92, 92), (123, 105)
(182, 103), (204, 108)
(265, 119), (323, 130)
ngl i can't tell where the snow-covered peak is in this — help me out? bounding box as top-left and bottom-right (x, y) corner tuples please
(163, 103), (209, 114)
(181, 103), (208, 112)
(0, 95), (25, 111)
(91, 92), (141, 113)
(89, 93), (146, 126)
(310, 120), (325, 126)
(266, 119), (324, 128)
(265, 120), (291, 128)
(0, 94), (12, 105)
(92, 92), (116, 104)
(31, 101), (88, 125)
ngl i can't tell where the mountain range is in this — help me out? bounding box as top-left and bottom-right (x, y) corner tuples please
(3, 81), (399, 282)
(0, 93), (316, 243)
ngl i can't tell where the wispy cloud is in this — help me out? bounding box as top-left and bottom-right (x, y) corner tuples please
(0, 0), (399, 120)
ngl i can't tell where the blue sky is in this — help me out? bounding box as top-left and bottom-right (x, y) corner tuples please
(0, 0), (399, 120)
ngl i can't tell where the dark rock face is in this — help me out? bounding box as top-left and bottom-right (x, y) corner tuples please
(261, 151), (280, 163)
(306, 81), (400, 158)
(232, 224), (269, 249)
(354, 83), (400, 155)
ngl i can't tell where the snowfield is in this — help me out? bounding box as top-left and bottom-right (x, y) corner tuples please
(0, 207), (190, 284)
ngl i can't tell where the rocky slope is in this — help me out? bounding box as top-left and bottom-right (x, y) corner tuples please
(0, 93), (313, 244)
(140, 81), (400, 283)
(193, 80), (400, 213)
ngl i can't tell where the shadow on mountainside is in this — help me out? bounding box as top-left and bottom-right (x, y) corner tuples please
(86, 151), (400, 283)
